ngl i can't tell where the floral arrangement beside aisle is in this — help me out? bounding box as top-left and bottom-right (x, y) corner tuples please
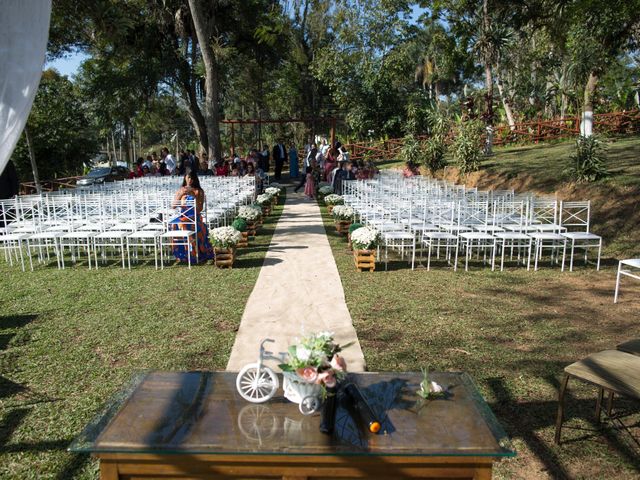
(265, 186), (281, 197)
(324, 194), (344, 206)
(318, 185), (334, 196)
(211, 226), (242, 268)
(268, 182), (286, 195)
(256, 193), (273, 206)
(279, 332), (353, 404)
(237, 205), (261, 222)
(350, 226), (379, 272)
(331, 205), (354, 234)
(232, 217), (249, 247)
(347, 222), (364, 250)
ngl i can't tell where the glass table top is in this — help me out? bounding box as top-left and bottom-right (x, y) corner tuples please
(69, 371), (515, 457)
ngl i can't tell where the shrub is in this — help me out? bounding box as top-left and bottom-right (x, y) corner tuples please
(567, 135), (609, 182)
(424, 109), (449, 175)
(452, 119), (483, 174)
(232, 217), (247, 232)
(348, 223), (363, 235)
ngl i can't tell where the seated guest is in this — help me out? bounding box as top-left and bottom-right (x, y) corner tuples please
(215, 160), (228, 176)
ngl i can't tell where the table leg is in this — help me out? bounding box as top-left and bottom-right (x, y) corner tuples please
(555, 373), (570, 444)
(473, 465), (493, 479)
(100, 460), (119, 480)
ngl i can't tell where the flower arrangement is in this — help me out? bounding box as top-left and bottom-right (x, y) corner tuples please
(265, 186), (280, 196)
(231, 217), (247, 232)
(318, 185), (334, 196)
(211, 226), (242, 248)
(348, 223), (364, 235)
(237, 205), (262, 221)
(350, 226), (380, 250)
(279, 332), (353, 389)
(331, 205), (354, 221)
(324, 194), (344, 206)
(417, 368), (446, 399)
(256, 193), (273, 206)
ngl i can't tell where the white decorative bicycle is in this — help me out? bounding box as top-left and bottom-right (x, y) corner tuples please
(235, 338), (322, 415)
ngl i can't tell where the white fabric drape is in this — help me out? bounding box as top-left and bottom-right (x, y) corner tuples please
(0, 0), (52, 175)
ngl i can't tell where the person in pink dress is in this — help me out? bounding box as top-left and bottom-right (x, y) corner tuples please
(303, 166), (315, 199)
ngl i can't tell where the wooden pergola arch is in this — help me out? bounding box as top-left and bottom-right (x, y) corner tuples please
(221, 117), (337, 154)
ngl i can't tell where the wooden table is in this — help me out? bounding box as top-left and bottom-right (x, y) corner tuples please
(70, 371), (515, 479)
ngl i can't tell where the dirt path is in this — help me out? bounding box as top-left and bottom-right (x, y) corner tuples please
(226, 190), (366, 372)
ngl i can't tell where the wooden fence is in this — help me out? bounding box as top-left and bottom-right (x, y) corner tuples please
(20, 176), (81, 195)
(345, 110), (640, 162)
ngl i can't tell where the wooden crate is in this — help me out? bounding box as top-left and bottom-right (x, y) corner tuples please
(335, 220), (351, 235)
(237, 231), (249, 248)
(354, 249), (375, 272)
(214, 248), (235, 268)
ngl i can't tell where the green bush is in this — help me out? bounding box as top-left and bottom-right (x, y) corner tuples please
(424, 109), (449, 175)
(349, 223), (364, 235)
(452, 119), (484, 174)
(567, 135), (609, 182)
(232, 217), (248, 232)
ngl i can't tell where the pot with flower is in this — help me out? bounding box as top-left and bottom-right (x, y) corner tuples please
(265, 186), (281, 205)
(256, 193), (274, 216)
(347, 222), (363, 250)
(317, 185), (334, 204)
(279, 332), (353, 415)
(232, 217), (249, 248)
(331, 205), (354, 234)
(323, 194), (343, 214)
(212, 226), (242, 268)
(237, 205), (262, 237)
(350, 226), (379, 272)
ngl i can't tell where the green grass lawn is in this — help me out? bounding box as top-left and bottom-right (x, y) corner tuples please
(0, 198), (284, 479)
(379, 136), (640, 191)
(321, 207), (640, 479)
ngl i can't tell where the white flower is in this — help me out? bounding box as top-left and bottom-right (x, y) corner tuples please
(324, 194), (344, 205)
(265, 187), (280, 196)
(430, 381), (444, 394)
(331, 205), (354, 220)
(211, 226), (242, 248)
(297, 346), (312, 362)
(237, 205), (261, 221)
(350, 226), (380, 250)
(318, 185), (334, 195)
(256, 193), (273, 205)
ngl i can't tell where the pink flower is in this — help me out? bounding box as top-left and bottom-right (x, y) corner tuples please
(296, 366), (318, 383)
(315, 370), (337, 388)
(330, 354), (347, 372)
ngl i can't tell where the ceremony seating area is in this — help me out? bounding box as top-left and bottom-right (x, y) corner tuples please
(0, 176), (255, 271)
(342, 171), (603, 272)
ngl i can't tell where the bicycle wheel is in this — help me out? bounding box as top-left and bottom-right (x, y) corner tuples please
(299, 395), (321, 415)
(236, 363), (279, 403)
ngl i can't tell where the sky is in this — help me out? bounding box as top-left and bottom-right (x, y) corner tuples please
(45, 52), (90, 78)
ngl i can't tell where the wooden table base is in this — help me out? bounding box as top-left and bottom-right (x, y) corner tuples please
(98, 453), (494, 480)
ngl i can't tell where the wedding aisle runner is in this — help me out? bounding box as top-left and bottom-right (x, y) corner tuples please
(226, 190), (366, 372)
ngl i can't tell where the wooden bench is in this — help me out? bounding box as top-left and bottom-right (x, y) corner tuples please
(554, 349), (640, 444)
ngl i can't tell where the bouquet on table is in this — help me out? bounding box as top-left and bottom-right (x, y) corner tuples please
(279, 332), (352, 394)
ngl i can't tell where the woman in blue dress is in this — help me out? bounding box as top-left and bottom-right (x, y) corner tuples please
(289, 144), (299, 179)
(171, 171), (215, 263)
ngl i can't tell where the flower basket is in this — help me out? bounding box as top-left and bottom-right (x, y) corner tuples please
(335, 220), (351, 235)
(282, 371), (323, 406)
(214, 247), (235, 268)
(237, 231), (249, 248)
(246, 220), (257, 238)
(353, 249), (376, 272)
(262, 204), (271, 216)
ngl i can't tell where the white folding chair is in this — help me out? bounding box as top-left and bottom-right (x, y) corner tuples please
(560, 201), (602, 271)
(159, 197), (198, 269)
(614, 259), (640, 303)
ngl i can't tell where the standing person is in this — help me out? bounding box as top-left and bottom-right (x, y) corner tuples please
(324, 145), (338, 181)
(170, 171), (215, 264)
(303, 166), (315, 200)
(304, 144), (316, 171)
(272, 141), (287, 181)
(161, 147), (176, 175)
(143, 154), (153, 171)
(289, 144), (299, 179)
(261, 146), (270, 173)
(294, 146), (317, 193)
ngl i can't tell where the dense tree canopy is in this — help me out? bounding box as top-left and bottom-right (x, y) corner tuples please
(12, 0), (640, 178)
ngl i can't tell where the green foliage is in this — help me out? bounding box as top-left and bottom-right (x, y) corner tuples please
(400, 134), (423, 166)
(11, 70), (98, 181)
(567, 135), (609, 182)
(452, 119), (484, 174)
(232, 217), (248, 232)
(424, 108), (449, 174)
(348, 223), (364, 235)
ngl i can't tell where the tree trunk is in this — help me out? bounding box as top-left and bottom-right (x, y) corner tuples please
(188, 0), (223, 162)
(580, 70), (598, 137)
(24, 127), (41, 194)
(496, 75), (516, 130)
(482, 0), (494, 155)
(124, 121), (131, 165)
